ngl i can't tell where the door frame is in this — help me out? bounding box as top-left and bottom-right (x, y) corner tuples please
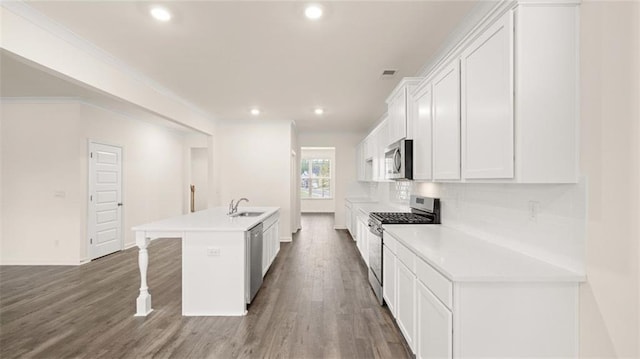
(87, 140), (124, 260)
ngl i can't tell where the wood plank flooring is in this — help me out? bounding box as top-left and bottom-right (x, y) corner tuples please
(0, 213), (411, 358)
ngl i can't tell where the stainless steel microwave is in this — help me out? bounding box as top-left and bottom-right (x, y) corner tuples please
(385, 139), (413, 180)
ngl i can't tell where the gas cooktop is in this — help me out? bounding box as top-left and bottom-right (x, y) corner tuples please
(370, 212), (435, 224)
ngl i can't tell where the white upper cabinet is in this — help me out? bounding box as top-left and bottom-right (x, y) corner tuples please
(386, 78), (422, 146)
(387, 89), (406, 145)
(432, 60), (461, 181)
(461, 11), (514, 179)
(513, 4), (579, 183)
(374, 118), (389, 182)
(411, 82), (434, 181)
(357, 1), (578, 184)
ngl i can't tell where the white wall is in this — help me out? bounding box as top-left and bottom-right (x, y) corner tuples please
(215, 120), (294, 241)
(1, 102), (83, 264)
(300, 147), (335, 213)
(78, 103), (186, 260)
(298, 132), (365, 228)
(578, 1), (640, 357)
(1, 101), (189, 264)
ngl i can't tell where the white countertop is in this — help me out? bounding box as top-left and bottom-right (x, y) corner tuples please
(384, 225), (585, 283)
(132, 207), (280, 232)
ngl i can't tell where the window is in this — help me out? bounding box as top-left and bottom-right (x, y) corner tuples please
(301, 158), (331, 198)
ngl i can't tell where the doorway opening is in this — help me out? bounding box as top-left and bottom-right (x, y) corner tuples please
(300, 147), (336, 213)
(190, 148), (209, 212)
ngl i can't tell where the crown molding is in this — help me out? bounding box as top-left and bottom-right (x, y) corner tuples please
(0, 0), (215, 123)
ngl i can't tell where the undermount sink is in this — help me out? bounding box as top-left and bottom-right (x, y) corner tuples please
(231, 211), (264, 217)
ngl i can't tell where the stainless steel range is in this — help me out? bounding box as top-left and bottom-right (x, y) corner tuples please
(368, 195), (440, 305)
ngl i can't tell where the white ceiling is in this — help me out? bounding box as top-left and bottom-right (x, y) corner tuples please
(4, 1), (478, 133)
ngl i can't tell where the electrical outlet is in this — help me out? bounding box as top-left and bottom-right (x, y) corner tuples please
(528, 201), (540, 221)
(207, 247), (220, 257)
(53, 190), (66, 198)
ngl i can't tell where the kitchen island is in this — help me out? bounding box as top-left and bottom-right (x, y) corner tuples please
(132, 206), (280, 317)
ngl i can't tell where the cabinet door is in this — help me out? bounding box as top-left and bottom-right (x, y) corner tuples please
(416, 281), (453, 359)
(273, 221), (280, 258)
(262, 226), (271, 276)
(388, 89), (407, 145)
(461, 11), (514, 179)
(357, 219), (365, 260)
(397, 260), (416, 353)
(432, 60), (461, 180)
(378, 120), (389, 180)
(358, 219), (369, 265)
(382, 244), (397, 315)
(413, 82), (433, 180)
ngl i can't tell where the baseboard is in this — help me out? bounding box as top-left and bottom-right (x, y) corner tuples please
(124, 242), (136, 250)
(280, 236), (293, 243)
(333, 225), (347, 230)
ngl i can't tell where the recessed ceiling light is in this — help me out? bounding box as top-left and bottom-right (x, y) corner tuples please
(314, 108), (324, 115)
(305, 4), (323, 20)
(150, 6), (172, 22)
(250, 108), (260, 116)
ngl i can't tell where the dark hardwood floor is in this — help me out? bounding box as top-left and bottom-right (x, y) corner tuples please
(0, 213), (411, 358)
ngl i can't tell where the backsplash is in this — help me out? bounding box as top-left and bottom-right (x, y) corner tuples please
(367, 180), (586, 274)
(367, 181), (414, 205)
(413, 180), (587, 274)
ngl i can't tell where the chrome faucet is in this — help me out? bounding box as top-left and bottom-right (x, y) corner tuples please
(228, 198), (249, 215)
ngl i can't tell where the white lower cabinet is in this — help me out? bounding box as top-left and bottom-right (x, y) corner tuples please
(345, 204), (353, 236)
(356, 216), (369, 266)
(385, 235), (579, 358)
(416, 281), (453, 359)
(396, 259), (416, 352)
(382, 243), (396, 316)
(261, 214), (280, 277)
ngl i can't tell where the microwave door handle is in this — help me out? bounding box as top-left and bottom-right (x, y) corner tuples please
(394, 148), (402, 172)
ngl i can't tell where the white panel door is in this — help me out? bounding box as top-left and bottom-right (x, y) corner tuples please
(416, 281), (453, 359)
(461, 11), (514, 179)
(432, 60), (461, 180)
(413, 82), (434, 180)
(88, 142), (122, 260)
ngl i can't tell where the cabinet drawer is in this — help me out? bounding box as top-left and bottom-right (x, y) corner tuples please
(416, 258), (452, 310)
(383, 233), (397, 254)
(396, 241), (416, 274)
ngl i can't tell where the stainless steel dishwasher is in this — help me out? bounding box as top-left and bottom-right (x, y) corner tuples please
(245, 223), (263, 304)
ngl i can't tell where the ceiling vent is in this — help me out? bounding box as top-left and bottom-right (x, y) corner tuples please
(380, 69), (397, 79)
